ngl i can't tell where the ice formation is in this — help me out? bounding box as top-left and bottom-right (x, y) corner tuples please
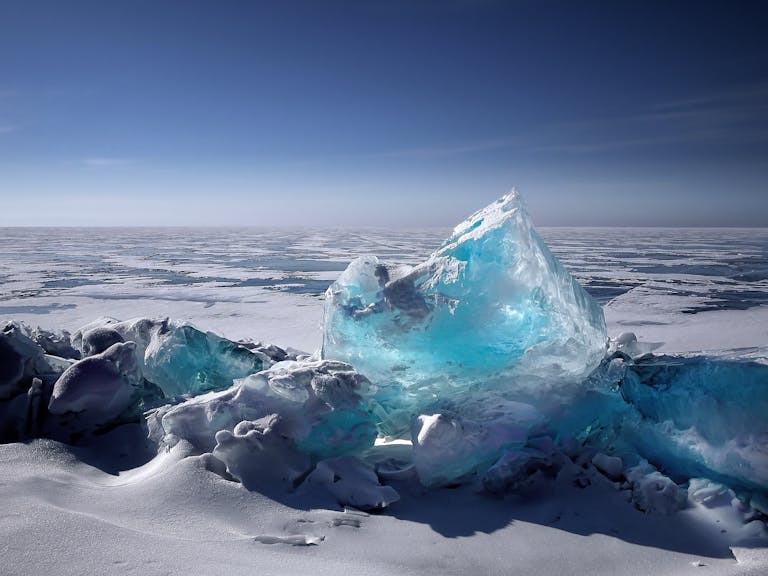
(73, 318), (272, 397)
(586, 352), (768, 491)
(80, 326), (125, 356)
(0, 322), (65, 440)
(148, 358), (392, 503)
(321, 191), (608, 483)
(213, 415), (312, 489)
(625, 460), (683, 515)
(0, 192), (766, 534)
(48, 342), (142, 426)
(323, 191), (607, 438)
(0, 318), (279, 444)
(148, 359), (377, 461)
(411, 398), (542, 486)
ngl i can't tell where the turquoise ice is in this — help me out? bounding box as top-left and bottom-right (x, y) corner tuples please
(617, 353), (768, 491)
(322, 191), (607, 435)
(75, 318), (272, 398)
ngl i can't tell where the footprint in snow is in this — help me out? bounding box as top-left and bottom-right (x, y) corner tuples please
(253, 534), (324, 546)
(331, 517), (362, 528)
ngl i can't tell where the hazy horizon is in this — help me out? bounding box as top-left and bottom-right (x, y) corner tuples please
(2, 222), (768, 230)
(2, 1), (767, 227)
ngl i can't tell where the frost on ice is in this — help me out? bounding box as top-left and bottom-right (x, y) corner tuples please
(149, 358), (392, 507)
(148, 358), (377, 460)
(322, 191), (607, 435)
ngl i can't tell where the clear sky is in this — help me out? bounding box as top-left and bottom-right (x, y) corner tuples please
(1, 0), (767, 226)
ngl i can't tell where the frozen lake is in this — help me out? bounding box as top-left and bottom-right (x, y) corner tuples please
(1, 226), (767, 352)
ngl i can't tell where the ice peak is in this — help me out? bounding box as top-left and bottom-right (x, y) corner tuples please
(322, 190), (607, 436)
(446, 189), (526, 247)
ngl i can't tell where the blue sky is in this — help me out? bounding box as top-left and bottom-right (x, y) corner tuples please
(1, 0), (767, 226)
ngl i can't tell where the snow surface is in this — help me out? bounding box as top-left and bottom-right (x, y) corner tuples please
(1, 437), (766, 576)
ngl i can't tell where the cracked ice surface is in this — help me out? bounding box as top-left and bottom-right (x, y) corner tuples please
(322, 191), (607, 435)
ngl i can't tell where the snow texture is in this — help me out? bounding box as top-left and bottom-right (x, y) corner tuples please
(300, 456), (400, 510)
(49, 342), (142, 424)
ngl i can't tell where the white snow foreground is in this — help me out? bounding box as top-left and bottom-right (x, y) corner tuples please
(2, 437), (767, 576)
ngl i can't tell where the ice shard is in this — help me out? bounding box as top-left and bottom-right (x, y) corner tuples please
(141, 323), (272, 398)
(322, 191), (607, 434)
(74, 318), (272, 397)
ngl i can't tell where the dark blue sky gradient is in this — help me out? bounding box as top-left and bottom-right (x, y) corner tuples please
(1, 0), (767, 225)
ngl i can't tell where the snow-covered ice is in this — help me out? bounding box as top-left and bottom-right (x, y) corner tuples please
(148, 357), (377, 462)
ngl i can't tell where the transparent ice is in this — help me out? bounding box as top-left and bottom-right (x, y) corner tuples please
(321, 193), (768, 493)
(322, 191), (607, 440)
(603, 353), (768, 490)
(75, 318), (272, 397)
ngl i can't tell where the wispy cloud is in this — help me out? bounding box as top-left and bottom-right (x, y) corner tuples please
(0, 124), (17, 134)
(533, 81), (768, 155)
(534, 135), (681, 154)
(369, 137), (519, 159)
(652, 82), (768, 113)
(348, 82), (768, 160)
(81, 157), (136, 167)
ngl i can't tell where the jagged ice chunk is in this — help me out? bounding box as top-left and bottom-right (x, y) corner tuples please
(74, 318), (271, 397)
(322, 191), (606, 436)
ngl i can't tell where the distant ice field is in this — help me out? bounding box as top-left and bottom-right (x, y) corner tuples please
(1, 227), (767, 353)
